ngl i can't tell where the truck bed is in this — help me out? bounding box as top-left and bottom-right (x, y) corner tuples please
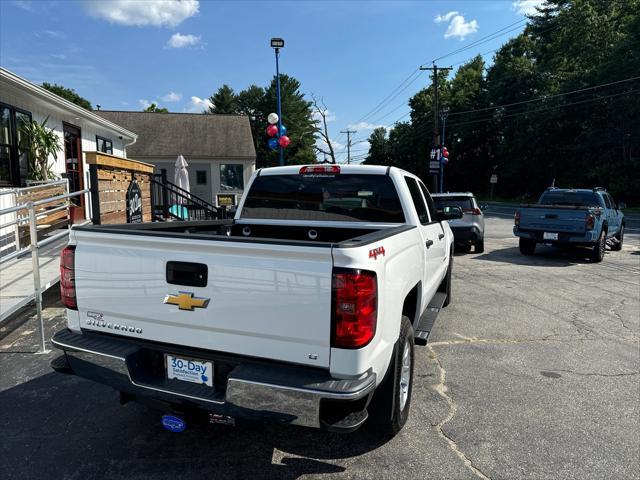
(75, 220), (414, 248)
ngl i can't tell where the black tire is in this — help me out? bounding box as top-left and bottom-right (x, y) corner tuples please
(475, 239), (485, 254)
(590, 230), (606, 262)
(519, 238), (536, 255)
(368, 316), (414, 436)
(438, 254), (453, 307)
(611, 225), (624, 251)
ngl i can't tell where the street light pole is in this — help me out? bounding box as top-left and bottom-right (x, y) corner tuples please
(271, 38), (285, 166)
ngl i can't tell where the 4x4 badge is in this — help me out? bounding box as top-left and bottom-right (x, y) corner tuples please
(164, 292), (210, 311)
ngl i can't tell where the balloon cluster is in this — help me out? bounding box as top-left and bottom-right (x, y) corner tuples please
(442, 146), (450, 164)
(266, 113), (290, 150)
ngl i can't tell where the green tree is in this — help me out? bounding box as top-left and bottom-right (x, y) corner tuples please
(143, 103), (169, 113)
(42, 82), (92, 110)
(207, 84), (237, 114)
(261, 74), (317, 166)
(364, 127), (391, 166)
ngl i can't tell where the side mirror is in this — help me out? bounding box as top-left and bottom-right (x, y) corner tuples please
(617, 202), (626, 210)
(437, 206), (464, 221)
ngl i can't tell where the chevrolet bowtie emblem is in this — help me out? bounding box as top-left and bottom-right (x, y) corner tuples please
(163, 292), (210, 311)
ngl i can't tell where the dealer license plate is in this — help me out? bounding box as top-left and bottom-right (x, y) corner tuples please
(166, 355), (213, 387)
(543, 232), (558, 241)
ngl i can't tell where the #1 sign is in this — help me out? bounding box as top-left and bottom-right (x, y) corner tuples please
(126, 180), (143, 223)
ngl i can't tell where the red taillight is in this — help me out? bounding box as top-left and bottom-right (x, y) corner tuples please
(300, 165), (340, 175)
(60, 245), (77, 310)
(332, 269), (377, 349)
(586, 214), (595, 230)
(463, 208), (482, 215)
(514, 210), (521, 226)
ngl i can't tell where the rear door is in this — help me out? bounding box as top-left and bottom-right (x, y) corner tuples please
(519, 207), (589, 234)
(403, 177), (446, 303)
(73, 230), (333, 368)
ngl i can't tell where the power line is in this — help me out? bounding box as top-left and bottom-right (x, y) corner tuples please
(446, 75), (640, 117)
(353, 69), (421, 124)
(431, 19), (527, 63)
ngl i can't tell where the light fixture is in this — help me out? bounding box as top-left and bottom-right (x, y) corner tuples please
(270, 38), (284, 49)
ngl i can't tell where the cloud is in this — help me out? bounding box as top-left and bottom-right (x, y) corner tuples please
(138, 99), (154, 109)
(512, 0), (547, 16)
(186, 95), (212, 113)
(13, 1), (34, 11)
(311, 109), (336, 123)
(161, 91), (182, 102)
(347, 122), (386, 131)
(435, 11), (479, 40)
(166, 32), (201, 48)
(434, 11), (458, 23)
(84, 0), (199, 27)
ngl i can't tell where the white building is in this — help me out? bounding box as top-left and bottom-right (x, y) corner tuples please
(94, 111), (256, 207)
(0, 67), (137, 253)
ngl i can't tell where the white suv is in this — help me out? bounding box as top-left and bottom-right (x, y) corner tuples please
(432, 192), (486, 253)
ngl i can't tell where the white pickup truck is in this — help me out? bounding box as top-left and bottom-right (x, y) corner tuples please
(51, 164), (462, 435)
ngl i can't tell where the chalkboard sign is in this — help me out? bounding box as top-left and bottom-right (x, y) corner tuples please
(126, 180), (143, 223)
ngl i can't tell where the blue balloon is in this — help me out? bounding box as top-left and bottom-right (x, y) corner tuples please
(279, 125), (287, 136)
(268, 137), (279, 150)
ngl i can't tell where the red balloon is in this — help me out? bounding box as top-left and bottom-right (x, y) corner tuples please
(278, 135), (291, 147)
(443, 147), (449, 158)
(266, 124), (278, 137)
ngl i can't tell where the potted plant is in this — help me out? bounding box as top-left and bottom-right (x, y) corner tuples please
(19, 117), (61, 182)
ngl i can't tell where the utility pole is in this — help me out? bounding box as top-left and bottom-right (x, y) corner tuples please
(420, 64), (451, 193)
(340, 129), (357, 164)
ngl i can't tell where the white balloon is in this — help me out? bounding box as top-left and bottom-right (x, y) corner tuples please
(267, 113), (279, 125)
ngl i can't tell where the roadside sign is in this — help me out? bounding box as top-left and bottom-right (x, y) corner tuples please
(429, 160), (440, 175)
(490, 174), (498, 184)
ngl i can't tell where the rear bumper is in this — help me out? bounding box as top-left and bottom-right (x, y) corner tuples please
(51, 329), (376, 432)
(450, 226), (482, 244)
(513, 227), (599, 245)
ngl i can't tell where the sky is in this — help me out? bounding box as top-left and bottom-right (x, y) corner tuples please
(0, 0), (545, 162)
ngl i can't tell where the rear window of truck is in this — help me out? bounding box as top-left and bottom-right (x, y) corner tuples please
(241, 174), (405, 223)
(538, 191), (602, 207)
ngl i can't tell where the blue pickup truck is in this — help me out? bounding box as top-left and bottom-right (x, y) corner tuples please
(514, 188), (625, 262)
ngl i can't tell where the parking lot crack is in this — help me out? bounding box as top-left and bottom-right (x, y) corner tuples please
(427, 344), (492, 480)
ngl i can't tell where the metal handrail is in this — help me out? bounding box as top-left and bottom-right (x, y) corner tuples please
(150, 175), (219, 211)
(0, 179), (67, 196)
(0, 185), (90, 353)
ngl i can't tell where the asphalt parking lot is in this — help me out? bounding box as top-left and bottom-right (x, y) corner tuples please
(1, 215), (638, 480)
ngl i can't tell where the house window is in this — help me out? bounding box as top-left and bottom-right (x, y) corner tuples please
(0, 103), (32, 187)
(220, 164), (244, 191)
(96, 135), (113, 154)
(196, 170), (207, 185)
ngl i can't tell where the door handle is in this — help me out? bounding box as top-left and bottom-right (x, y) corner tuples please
(438, 233), (445, 240)
(425, 239), (434, 248)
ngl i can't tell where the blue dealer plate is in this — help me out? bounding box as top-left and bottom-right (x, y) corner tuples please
(166, 354), (213, 387)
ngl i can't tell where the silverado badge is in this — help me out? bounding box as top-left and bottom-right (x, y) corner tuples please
(164, 292), (210, 311)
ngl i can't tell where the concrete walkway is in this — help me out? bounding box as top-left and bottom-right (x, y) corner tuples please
(0, 236), (67, 323)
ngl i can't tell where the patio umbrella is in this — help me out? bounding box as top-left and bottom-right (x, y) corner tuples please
(174, 155), (190, 193)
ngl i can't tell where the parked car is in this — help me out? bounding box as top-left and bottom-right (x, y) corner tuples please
(513, 187), (625, 262)
(51, 164), (464, 436)
(432, 192), (486, 253)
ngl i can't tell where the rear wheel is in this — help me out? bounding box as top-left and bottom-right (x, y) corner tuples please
(368, 316), (414, 436)
(475, 239), (485, 254)
(591, 230), (606, 262)
(519, 238), (536, 255)
(611, 225), (624, 251)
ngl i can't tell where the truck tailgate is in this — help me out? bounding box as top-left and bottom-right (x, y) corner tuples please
(519, 207), (588, 233)
(73, 230), (333, 368)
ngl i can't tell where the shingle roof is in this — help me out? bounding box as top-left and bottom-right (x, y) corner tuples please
(94, 111), (256, 159)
